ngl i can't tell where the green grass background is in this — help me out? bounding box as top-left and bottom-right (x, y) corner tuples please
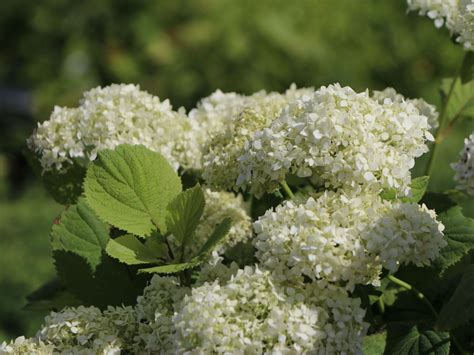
(0, 0), (473, 342)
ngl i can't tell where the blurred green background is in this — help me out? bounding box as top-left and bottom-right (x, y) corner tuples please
(1, 0), (473, 342)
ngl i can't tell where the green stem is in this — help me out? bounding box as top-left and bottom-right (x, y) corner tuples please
(425, 54), (466, 177)
(388, 275), (469, 355)
(387, 275), (438, 317)
(377, 297), (385, 314)
(281, 181), (295, 199)
(164, 237), (175, 261)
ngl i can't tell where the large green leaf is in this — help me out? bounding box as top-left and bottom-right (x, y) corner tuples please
(25, 279), (81, 311)
(435, 207), (474, 274)
(84, 144), (182, 236)
(440, 78), (474, 122)
(106, 234), (167, 265)
(51, 198), (109, 271)
(437, 265), (474, 331)
(388, 326), (450, 355)
(54, 251), (149, 309)
(166, 184), (205, 246)
(380, 176), (429, 203)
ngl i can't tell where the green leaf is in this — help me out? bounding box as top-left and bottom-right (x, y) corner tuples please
(84, 144), (182, 236)
(420, 192), (456, 214)
(435, 207), (474, 273)
(437, 265), (474, 331)
(54, 251), (149, 309)
(166, 184), (205, 246)
(388, 326), (450, 355)
(461, 52), (474, 84)
(106, 234), (165, 265)
(25, 279), (81, 311)
(51, 198), (109, 271)
(380, 176), (429, 203)
(363, 332), (386, 355)
(196, 217), (232, 256)
(440, 78), (474, 122)
(138, 259), (201, 274)
(404, 176), (430, 203)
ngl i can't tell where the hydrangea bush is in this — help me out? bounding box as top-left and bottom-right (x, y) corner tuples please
(2, 2), (474, 354)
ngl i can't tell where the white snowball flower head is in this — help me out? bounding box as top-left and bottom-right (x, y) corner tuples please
(372, 87), (439, 132)
(27, 84), (202, 172)
(173, 266), (368, 354)
(254, 191), (445, 288)
(452, 133), (474, 195)
(37, 305), (126, 354)
(134, 275), (189, 353)
(238, 84), (434, 197)
(192, 85), (313, 190)
(407, 0), (474, 50)
(0, 336), (54, 355)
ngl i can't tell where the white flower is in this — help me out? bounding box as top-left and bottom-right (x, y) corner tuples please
(238, 84), (433, 197)
(27, 84), (202, 172)
(365, 202), (446, 271)
(407, 0), (474, 50)
(0, 336), (53, 355)
(134, 275), (189, 353)
(254, 191), (446, 287)
(372, 87), (439, 132)
(37, 305), (123, 354)
(192, 85), (313, 190)
(452, 133), (474, 195)
(173, 266), (367, 353)
(194, 251), (240, 286)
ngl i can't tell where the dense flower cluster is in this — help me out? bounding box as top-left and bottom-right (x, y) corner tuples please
(407, 0), (474, 50)
(194, 85), (313, 190)
(173, 267), (367, 354)
(452, 133), (474, 195)
(372, 87), (439, 132)
(16, 80), (451, 353)
(1, 306), (134, 354)
(134, 276), (189, 352)
(238, 84), (434, 196)
(1, 270), (367, 354)
(254, 191), (446, 288)
(27, 84), (201, 172)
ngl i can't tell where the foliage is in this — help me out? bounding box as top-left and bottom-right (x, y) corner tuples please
(1, 0), (474, 352)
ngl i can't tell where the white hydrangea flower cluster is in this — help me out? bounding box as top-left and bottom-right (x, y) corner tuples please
(238, 84), (434, 197)
(372, 87), (439, 132)
(37, 305), (125, 354)
(407, 0), (474, 50)
(0, 306), (132, 354)
(134, 275), (189, 353)
(0, 336), (54, 355)
(452, 133), (474, 195)
(1, 268), (368, 354)
(193, 85), (313, 190)
(254, 191), (446, 288)
(173, 266), (367, 354)
(27, 84), (202, 172)
(1, 276), (190, 355)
